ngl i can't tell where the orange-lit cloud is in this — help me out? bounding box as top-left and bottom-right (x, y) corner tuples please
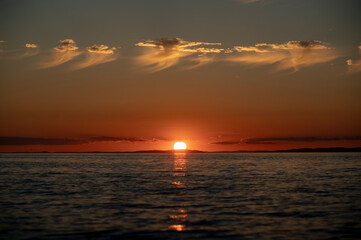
(73, 44), (118, 70)
(228, 40), (338, 71)
(346, 45), (361, 73)
(25, 43), (38, 48)
(19, 43), (40, 57)
(39, 39), (81, 68)
(1, 41), (40, 58)
(54, 39), (78, 52)
(135, 38), (224, 72)
(346, 59), (361, 73)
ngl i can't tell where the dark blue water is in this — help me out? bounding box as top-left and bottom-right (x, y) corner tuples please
(1, 153), (361, 239)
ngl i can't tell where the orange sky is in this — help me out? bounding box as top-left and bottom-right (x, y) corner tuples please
(0, 0), (361, 152)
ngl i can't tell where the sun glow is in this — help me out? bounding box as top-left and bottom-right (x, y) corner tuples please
(174, 142), (187, 150)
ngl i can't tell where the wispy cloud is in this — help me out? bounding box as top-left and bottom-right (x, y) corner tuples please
(236, 0), (262, 3)
(228, 40), (338, 71)
(19, 43), (40, 58)
(73, 44), (118, 70)
(38, 39), (81, 68)
(1, 41), (40, 58)
(185, 55), (216, 70)
(346, 45), (361, 73)
(0, 137), (87, 146)
(0, 40), (5, 53)
(211, 136), (361, 145)
(346, 59), (361, 73)
(135, 38), (224, 72)
(0, 136), (163, 146)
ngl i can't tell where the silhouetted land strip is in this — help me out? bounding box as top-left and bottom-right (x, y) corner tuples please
(2, 147), (361, 153)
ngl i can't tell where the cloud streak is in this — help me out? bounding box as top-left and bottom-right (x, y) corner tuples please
(19, 43), (40, 58)
(135, 38), (224, 72)
(0, 136), (163, 146)
(39, 39), (81, 68)
(236, 0), (262, 3)
(0, 40), (5, 54)
(346, 45), (361, 73)
(211, 136), (361, 145)
(72, 44), (118, 70)
(228, 40), (338, 71)
(347, 59), (361, 73)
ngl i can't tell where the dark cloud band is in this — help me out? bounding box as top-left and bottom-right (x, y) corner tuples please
(211, 136), (361, 145)
(0, 136), (161, 146)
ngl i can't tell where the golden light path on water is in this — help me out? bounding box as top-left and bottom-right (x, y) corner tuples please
(169, 152), (187, 231)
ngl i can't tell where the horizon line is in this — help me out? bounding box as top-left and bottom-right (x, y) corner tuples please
(1, 146), (361, 154)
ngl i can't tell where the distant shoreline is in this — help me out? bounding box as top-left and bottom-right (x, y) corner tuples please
(1, 147), (361, 154)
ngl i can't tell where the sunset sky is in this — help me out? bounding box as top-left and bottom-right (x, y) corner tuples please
(0, 0), (360, 152)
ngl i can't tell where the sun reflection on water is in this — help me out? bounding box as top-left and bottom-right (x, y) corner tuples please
(168, 152), (187, 231)
(168, 224), (186, 231)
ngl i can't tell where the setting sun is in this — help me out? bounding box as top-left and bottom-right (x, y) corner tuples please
(174, 142), (187, 150)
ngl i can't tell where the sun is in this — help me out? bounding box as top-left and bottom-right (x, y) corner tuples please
(174, 142), (187, 150)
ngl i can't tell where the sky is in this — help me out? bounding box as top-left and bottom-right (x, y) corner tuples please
(0, 0), (360, 152)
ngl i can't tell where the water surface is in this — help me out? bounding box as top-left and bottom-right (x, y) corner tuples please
(1, 153), (361, 239)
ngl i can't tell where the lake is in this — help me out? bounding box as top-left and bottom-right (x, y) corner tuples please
(1, 153), (361, 239)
